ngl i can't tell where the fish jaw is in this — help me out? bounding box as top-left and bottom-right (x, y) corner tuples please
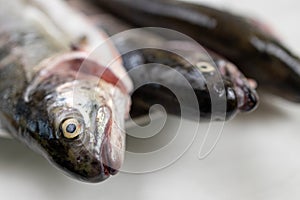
(23, 54), (130, 182)
(216, 59), (259, 113)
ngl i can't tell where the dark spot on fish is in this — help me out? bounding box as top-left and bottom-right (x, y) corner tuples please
(91, 161), (98, 166)
(38, 120), (54, 139)
(80, 85), (91, 90)
(93, 104), (98, 109)
(27, 120), (37, 133)
(70, 43), (81, 51)
(58, 97), (66, 101)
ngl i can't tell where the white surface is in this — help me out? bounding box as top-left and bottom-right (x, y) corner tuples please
(1, 0), (300, 199)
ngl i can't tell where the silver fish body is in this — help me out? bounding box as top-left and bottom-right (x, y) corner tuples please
(0, 0), (132, 182)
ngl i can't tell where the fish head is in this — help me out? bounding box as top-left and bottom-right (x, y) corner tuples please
(27, 53), (129, 183)
(215, 59), (259, 115)
(49, 81), (125, 183)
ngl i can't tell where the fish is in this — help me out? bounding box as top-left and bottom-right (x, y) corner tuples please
(89, 0), (300, 102)
(118, 38), (258, 120)
(0, 0), (133, 183)
(69, 0), (258, 121)
(0, 0), (257, 183)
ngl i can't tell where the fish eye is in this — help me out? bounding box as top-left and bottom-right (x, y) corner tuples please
(196, 62), (216, 73)
(61, 118), (82, 139)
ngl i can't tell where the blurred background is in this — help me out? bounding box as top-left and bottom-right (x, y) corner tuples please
(0, 0), (300, 199)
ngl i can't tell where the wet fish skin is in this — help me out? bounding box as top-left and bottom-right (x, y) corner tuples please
(0, 0), (131, 183)
(2, 63), (121, 182)
(123, 46), (257, 120)
(89, 0), (300, 102)
(0, 0), (257, 183)
(122, 48), (240, 120)
(69, 0), (258, 120)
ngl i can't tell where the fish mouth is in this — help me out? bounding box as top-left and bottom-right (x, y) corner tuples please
(217, 60), (259, 113)
(94, 104), (125, 177)
(103, 159), (119, 176)
(100, 135), (123, 177)
(236, 85), (259, 112)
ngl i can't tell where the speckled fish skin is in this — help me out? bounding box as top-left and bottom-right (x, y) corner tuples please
(0, 0), (131, 183)
(121, 47), (257, 120)
(69, 0), (258, 120)
(89, 0), (300, 102)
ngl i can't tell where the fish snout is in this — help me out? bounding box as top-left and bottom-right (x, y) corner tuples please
(237, 86), (259, 112)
